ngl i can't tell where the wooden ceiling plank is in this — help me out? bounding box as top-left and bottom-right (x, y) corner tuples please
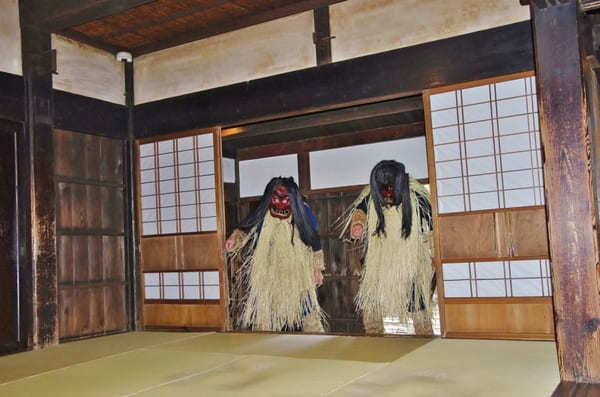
(222, 96), (423, 139)
(132, 0), (347, 55)
(57, 30), (124, 54)
(26, 0), (159, 32)
(97, 0), (230, 40)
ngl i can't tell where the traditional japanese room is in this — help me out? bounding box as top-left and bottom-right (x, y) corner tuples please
(1, 0), (599, 396)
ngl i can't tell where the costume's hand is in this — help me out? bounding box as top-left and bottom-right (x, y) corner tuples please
(351, 224), (364, 239)
(314, 268), (324, 287)
(225, 237), (236, 252)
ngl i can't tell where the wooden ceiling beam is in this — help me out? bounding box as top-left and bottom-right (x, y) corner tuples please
(236, 123), (425, 161)
(222, 96), (423, 140)
(132, 0), (347, 55)
(22, 0), (157, 32)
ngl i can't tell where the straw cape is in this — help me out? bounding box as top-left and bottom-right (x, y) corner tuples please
(229, 213), (325, 332)
(337, 178), (434, 324)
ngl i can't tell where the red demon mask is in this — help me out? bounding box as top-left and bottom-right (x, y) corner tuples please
(269, 185), (291, 219)
(381, 184), (395, 206)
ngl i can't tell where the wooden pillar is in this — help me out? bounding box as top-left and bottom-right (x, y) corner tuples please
(313, 7), (332, 66)
(531, 0), (600, 383)
(19, 3), (58, 347)
(123, 60), (142, 331)
(298, 152), (311, 194)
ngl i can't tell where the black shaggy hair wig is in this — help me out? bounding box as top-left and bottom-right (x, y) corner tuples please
(370, 160), (412, 238)
(238, 176), (321, 251)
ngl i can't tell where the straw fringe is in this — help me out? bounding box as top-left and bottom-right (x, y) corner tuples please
(353, 178), (434, 322)
(231, 215), (324, 331)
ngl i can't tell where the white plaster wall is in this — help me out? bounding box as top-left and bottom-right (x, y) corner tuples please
(330, 0), (530, 62)
(134, 12), (315, 105)
(0, 0), (22, 75)
(52, 35), (125, 105)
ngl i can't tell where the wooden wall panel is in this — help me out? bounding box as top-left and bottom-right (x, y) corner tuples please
(57, 236), (73, 283)
(54, 129), (128, 340)
(72, 236), (89, 283)
(104, 285), (127, 331)
(509, 208), (549, 257)
(101, 187), (124, 232)
(140, 231), (221, 271)
(438, 207), (549, 261)
(139, 237), (177, 271)
(58, 289), (74, 338)
(102, 236), (125, 280)
(439, 213), (497, 260)
(143, 304), (224, 329)
(444, 298), (555, 340)
(181, 234), (221, 270)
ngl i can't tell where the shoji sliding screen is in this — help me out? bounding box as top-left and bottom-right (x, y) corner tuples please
(137, 128), (228, 330)
(424, 72), (554, 340)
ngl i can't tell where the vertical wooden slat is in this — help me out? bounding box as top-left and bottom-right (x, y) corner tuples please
(298, 151), (311, 194)
(0, 127), (18, 346)
(313, 6), (332, 66)
(531, 0), (600, 382)
(423, 91), (447, 336)
(213, 128), (230, 331)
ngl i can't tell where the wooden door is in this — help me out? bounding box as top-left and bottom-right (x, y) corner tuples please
(424, 72), (555, 340)
(308, 190), (364, 334)
(0, 121), (18, 349)
(138, 128), (228, 330)
(54, 129), (129, 340)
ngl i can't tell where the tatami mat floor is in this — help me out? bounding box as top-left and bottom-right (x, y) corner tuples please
(0, 332), (559, 397)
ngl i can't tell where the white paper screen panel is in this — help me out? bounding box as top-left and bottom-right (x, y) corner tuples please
(222, 157), (236, 183)
(144, 271), (220, 301)
(430, 76), (544, 214)
(442, 260), (552, 298)
(309, 137), (428, 189)
(239, 154), (299, 197)
(139, 133), (217, 235)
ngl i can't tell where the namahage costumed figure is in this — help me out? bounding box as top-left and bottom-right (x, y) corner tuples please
(225, 177), (325, 333)
(337, 160), (434, 335)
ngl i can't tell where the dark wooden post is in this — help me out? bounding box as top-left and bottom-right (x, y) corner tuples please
(313, 7), (332, 66)
(123, 60), (142, 331)
(19, 2), (58, 347)
(298, 152), (311, 194)
(531, 0), (600, 383)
